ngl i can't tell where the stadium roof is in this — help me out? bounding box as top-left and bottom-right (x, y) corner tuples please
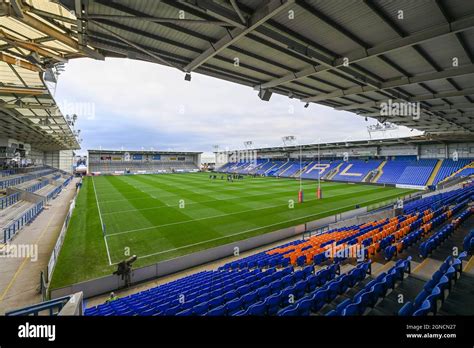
(88, 149), (202, 155)
(54, 0), (474, 136)
(0, 0), (102, 150)
(236, 134), (474, 154)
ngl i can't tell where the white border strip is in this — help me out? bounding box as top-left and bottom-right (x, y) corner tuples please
(92, 176), (112, 265)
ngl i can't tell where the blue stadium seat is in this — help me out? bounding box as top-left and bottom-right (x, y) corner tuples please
(359, 289), (377, 308)
(293, 280), (307, 298)
(295, 297), (312, 315)
(384, 273), (397, 290)
(413, 300), (431, 316)
(241, 291), (258, 307)
(257, 285), (271, 300)
(334, 298), (351, 315)
(342, 303), (360, 316)
(296, 255), (306, 267)
(444, 266), (456, 283)
(246, 301), (266, 316)
(425, 287), (442, 315)
(398, 302), (415, 316)
(307, 274), (319, 292)
(327, 281), (342, 301)
(277, 304), (299, 316)
(463, 231), (474, 252)
(206, 305), (226, 316)
(175, 308), (194, 316)
(437, 276), (450, 300)
(208, 297), (224, 309)
(225, 298), (243, 315)
(302, 265), (314, 278)
(414, 290), (430, 309)
(280, 286), (296, 306)
(223, 290), (238, 302)
(293, 269), (306, 282)
(281, 274), (294, 287)
(311, 289), (328, 312)
(265, 294), (282, 315)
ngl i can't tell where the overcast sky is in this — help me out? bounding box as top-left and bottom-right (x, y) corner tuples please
(54, 58), (421, 158)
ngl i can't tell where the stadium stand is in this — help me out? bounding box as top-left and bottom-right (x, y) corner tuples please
(0, 167), (55, 189)
(331, 160), (382, 183)
(0, 192), (20, 210)
(397, 252), (469, 316)
(280, 162), (309, 178)
(397, 159), (444, 186)
(432, 159), (472, 185)
(219, 158), (473, 188)
(456, 168), (474, 177)
(464, 230), (474, 255)
(255, 161), (279, 175)
(324, 258), (412, 316)
(0, 167), (73, 243)
(89, 161), (199, 174)
(300, 161), (342, 180)
(87, 150), (201, 174)
(83, 185), (473, 316)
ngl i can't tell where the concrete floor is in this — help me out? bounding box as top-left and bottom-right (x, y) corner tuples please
(0, 178), (79, 315)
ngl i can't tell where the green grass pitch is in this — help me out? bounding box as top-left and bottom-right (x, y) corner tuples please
(50, 173), (413, 288)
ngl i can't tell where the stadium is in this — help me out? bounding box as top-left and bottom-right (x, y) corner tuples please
(0, 0), (474, 345)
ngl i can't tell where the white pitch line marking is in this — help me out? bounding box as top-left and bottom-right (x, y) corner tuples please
(105, 185), (396, 237)
(108, 191), (406, 264)
(92, 176), (112, 266)
(97, 178), (347, 204)
(100, 184), (388, 216)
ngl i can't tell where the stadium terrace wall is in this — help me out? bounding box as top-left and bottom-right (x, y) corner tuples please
(395, 184), (426, 190)
(329, 208), (394, 230)
(49, 204), (383, 299)
(47, 187), (78, 282)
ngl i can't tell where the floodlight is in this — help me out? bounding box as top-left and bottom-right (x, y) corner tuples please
(258, 89), (272, 101)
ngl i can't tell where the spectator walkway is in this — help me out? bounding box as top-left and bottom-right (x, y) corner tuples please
(0, 178), (79, 314)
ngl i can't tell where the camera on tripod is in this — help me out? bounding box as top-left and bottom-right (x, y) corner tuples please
(113, 255), (137, 287)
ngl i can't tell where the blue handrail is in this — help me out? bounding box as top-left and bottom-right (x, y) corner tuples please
(0, 192), (20, 209)
(5, 295), (73, 316)
(2, 201), (44, 243)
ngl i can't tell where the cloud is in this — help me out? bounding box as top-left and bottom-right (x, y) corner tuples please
(54, 58), (421, 155)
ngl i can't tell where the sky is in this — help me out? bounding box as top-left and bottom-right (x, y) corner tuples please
(53, 58), (422, 159)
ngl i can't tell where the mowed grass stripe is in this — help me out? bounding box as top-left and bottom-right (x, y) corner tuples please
(104, 174), (346, 209)
(50, 178), (110, 289)
(101, 177), (390, 234)
(106, 185), (411, 263)
(92, 173), (292, 196)
(51, 173), (413, 288)
(107, 174), (271, 234)
(105, 184), (403, 237)
(118, 188), (411, 262)
(95, 174), (408, 241)
(101, 181), (389, 221)
(102, 176), (195, 235)
(94, 173), (343, 200)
